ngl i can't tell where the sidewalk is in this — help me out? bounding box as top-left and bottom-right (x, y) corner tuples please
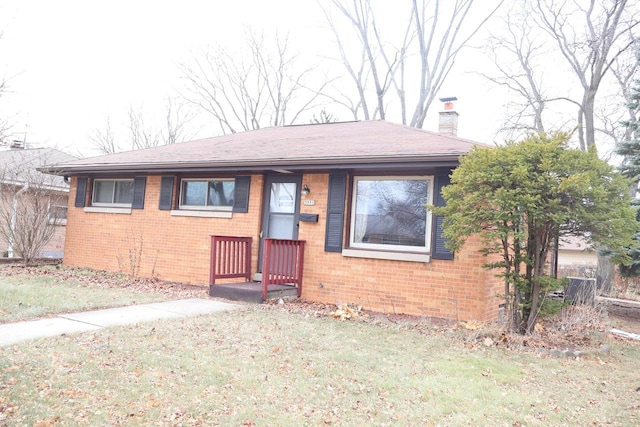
(0, 298), (241, 346)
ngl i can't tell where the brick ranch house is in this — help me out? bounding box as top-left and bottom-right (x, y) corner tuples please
(44, 119), (503, 322)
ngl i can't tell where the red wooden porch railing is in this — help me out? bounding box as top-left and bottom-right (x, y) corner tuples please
(209, 235), (252, 285)
(262, 238), (306, 301)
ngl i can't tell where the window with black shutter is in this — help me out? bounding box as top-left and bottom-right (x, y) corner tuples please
(170, 175), (251, 215)
(325, 172), (347, 252)
(431, 173), (454, 260)
(159, 176), (175, 210)
(132, 177), (146, 209)
(92, 179), (135, 206)
(232, 176), (251, 213)
(75, 177), (88, 207)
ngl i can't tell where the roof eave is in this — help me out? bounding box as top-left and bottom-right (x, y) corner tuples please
(44, 154), (464, 176)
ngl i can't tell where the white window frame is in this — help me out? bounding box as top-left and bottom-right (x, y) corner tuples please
(179, 178), (235, 211)
(91, 179), (134, 207)
(349, 175), (434, 254)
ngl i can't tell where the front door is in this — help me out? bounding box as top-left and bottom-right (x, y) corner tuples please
(258, 175), (302, 272)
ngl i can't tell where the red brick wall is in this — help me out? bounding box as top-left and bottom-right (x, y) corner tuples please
(297, 174), (503, 322)
(64, 175), (263, 284)
(64, 174), (503, 321)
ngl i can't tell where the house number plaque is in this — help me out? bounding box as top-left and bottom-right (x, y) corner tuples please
(303, 200), (316, 206)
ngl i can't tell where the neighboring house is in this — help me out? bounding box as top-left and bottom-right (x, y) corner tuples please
(0, 146), (75, 258)
(557, 236), (597, 278)
(45, 112), (504, 321)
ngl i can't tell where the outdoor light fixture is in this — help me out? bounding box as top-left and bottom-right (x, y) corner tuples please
(301, 184), (311, 196)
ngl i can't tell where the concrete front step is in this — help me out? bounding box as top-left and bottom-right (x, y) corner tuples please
(209, 282), (298, 303)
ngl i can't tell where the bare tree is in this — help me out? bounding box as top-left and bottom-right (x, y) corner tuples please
(164, 97), (194, 145)
(310, 108), (339, 124)
(319, 0), (503, 128)
(90, 97), (195, 154)
(90, 117), (118, 154)
(532, 0), (638, 292)
(480, 4), (550, 138)
(181, 30), (330, 134)
(535, 0), (638, 150)
(0, 148), (72, 264)
(607, 42), (640, 143)
(320, 0), (407, 121)
(596, 50), (638, 150)
(0, 74), (12, 145)
(128, 106), (161, 150)
(0, 32), (8, 144)
(480, 1), (638, 151)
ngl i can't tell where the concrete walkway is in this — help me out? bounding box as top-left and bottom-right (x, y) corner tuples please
(0, 298), (241, 347)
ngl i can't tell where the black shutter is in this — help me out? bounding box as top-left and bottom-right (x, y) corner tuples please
(325, 172), (347, 252)
(233, 176), (251, 213)
(75, 177), (88, 207)
(432, 173), (454, 260)
(159, 176), (174, 210)
(132, 177), (146, 209)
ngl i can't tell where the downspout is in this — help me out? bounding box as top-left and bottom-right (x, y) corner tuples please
(8, 183), (29, 258)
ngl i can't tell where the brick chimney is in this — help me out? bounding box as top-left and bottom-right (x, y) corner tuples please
(438, 96), (459, 136)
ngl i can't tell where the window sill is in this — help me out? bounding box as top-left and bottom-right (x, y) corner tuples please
(342, 248), (431, 263)
(170, 210), (233, 219)
(84, 206), (132, 215)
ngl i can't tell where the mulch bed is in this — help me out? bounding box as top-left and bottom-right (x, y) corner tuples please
(263, 298), (640, 354)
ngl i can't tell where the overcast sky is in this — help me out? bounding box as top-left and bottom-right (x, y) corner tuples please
(0, 0), (559, 157)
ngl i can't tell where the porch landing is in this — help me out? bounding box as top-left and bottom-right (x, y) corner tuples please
(209, 282), (298, 303)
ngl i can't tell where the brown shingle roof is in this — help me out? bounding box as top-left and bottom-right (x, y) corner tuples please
(46, 120), (487, 175)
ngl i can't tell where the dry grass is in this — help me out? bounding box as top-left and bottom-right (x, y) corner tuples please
(2, 268), (640, 425)
(610, 276), (640, 301)
(0, 266), (203, 324)
(554, 303), (609, 333)
(1, 304), (640, 426)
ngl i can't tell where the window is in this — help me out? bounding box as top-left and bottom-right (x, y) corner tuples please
(350, 176), (433, 253)
(180, 179), (235, 210)
(50, 205), (68, 220)
(48, 199), (68, 224)
(92, 179), (134, 206)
